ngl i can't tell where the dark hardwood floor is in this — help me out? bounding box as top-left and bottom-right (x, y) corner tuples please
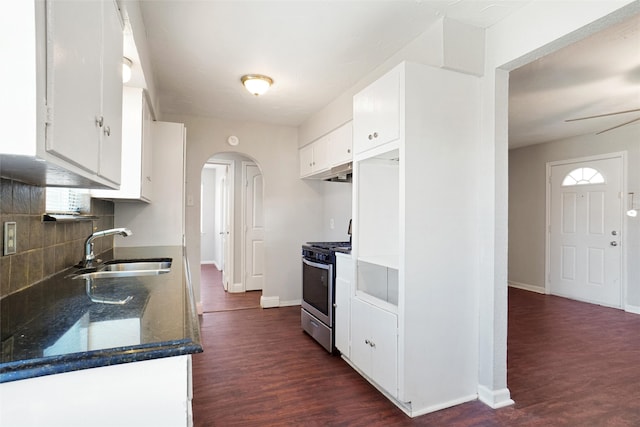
(193, 266), (640, 426)
(200, 264), (261, 313)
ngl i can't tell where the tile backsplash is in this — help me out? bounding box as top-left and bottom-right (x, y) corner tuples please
(0, 178), (114, 298)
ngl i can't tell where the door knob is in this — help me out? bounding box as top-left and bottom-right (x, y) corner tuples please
(610, 241), (618, 246)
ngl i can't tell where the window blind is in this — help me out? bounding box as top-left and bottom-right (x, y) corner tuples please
(45, 188), (90, 214)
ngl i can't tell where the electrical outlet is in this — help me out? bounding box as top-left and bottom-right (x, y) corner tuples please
(4, 222), (17, 255)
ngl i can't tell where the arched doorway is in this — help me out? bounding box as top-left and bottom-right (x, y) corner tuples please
(200, 152), (264, 295)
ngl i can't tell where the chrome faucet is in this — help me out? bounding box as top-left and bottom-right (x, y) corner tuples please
(83, 228), (132, 267)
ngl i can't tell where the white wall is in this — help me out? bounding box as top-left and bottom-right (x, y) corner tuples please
(163, 113), (324, 307)
(509, 123), (640, 306)
(321, 181), (352, 242)
(115, 121), (184, 248)
(479, 1), (637, 406)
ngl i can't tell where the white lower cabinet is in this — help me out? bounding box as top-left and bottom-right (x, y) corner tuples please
(0, 356), (194, 427)
(334, 253), (353, 357)
(350, 297), (398, 398)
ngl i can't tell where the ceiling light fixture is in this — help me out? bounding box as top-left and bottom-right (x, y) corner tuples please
(122, 57), (133, 83)
(241, 74), (273, 96)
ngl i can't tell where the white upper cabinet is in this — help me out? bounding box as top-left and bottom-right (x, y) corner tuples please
(327, 121), (353, 167)
(98, 0), (125, 183)
(299, 120), (353, 179)
(0, 0), (123, 189)
(353, 67), (400, 156)
(46, 0), (123, 185)
(92, 87), (153, 202)
(299, 135), (329, 178)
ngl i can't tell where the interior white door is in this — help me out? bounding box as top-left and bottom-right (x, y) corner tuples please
(244, 164), (264, 291)
(221, 170), (231, 291)
(549, 156), (622, 307)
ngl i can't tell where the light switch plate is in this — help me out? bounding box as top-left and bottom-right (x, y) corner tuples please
(4, 221), (17, 255)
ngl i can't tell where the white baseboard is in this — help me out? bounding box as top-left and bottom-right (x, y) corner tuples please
(508, 281), (545, 294)
(227, 282), (243, 293)
(410, 394), (478, 418)
(260, 296), (280, 308)
(625, 304), (640, 315)
(196, 302), (203, 315)
(477, 385), (514, 409)
(279, 299), (301, 307)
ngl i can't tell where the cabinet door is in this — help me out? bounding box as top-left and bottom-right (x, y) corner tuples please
(350, 298), (398, 397)
(353, 67), (400, 155)
(335, 255), (353, 356)
(328, 121), (353, 167)
(140, 94), (153, 200)
(98, 0), (123, 184)
(45, 0), (102, 173)
(299, 144), (314, 177)
(368, 303), (398, 397)
(350, 298), (372, 375)
(312, 134), (330, 173)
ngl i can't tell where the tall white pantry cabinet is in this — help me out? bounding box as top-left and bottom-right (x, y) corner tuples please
(347, 61), (481, 416)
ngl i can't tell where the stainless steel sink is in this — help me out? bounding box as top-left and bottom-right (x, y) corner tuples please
(72, 258), (172, 280)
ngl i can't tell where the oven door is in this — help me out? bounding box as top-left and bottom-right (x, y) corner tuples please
(301, 257), (333, 327)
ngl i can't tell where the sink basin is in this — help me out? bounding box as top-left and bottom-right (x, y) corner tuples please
(102, 258), (172, 272)
(72, 258), (172, 280)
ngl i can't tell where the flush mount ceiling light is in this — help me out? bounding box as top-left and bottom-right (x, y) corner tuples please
(122, 57), (133, 83)
(241, 74), (273, 96)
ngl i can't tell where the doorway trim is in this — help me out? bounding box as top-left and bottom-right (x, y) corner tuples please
(545, 151), (627, 307)
(203, 159), (236, 293)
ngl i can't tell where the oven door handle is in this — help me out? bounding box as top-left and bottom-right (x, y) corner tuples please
(302, 257), (331, 270)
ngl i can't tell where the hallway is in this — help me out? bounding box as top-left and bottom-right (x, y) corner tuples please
(192, 267), (640, 426)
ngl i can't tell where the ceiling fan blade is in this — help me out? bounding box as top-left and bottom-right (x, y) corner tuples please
(596, 116), (640, 135)
(565, 108), (640, 122)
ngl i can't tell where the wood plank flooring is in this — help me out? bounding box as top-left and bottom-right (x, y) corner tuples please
(193, 266), (640, 426)
(200, 264), (261, 313)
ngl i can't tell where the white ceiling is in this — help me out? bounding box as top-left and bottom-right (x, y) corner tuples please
(135, 1), (640, 148)
(509, 12), (640, 149)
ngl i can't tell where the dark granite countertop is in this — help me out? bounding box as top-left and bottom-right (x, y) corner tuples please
(0, 246), (202, 383)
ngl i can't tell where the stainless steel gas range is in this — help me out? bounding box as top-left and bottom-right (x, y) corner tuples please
(301, 241), (351, 353)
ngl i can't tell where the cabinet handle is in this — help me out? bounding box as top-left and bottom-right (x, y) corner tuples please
(347, 149), (351, 153)
(365, 339), (370, 345)
(370, 341), (376, 348)
(373, 132), (378, 138)
(368, 134), (373, 140)
(103, 126), (111, 137)
(95, 116), (104, 127)
(146, 176), (151, 182)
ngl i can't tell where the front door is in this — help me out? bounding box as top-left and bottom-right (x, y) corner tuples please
(244, 163), (264, 291)
(548, 155), (622, 307)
